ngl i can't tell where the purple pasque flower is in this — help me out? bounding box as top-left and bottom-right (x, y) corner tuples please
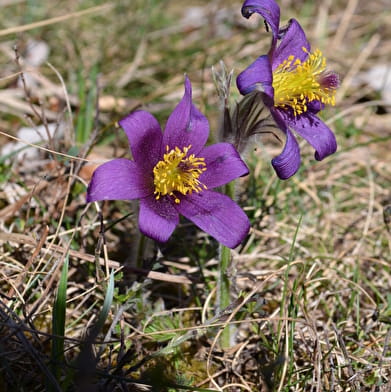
(237, 0), (339, 179)
(87, 77), (250, 248)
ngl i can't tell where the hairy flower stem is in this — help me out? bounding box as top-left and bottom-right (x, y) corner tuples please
(218, 180), (235, 348)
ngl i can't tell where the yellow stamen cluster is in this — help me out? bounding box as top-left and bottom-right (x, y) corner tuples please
(153, 145), (207, 204)
(272, 48), (336, 116)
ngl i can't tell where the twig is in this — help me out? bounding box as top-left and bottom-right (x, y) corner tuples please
(0, 232), (193, 285)
(331, 0), (359, 49)
(0, 3), (114, 37)
(0, 130), (92, 162)
(335, 34), (381, 101)
(332, 323), (361, 391)
(14, 46), (54, 148)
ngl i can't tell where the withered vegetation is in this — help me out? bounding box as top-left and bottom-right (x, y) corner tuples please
(0, 0), (390, 391)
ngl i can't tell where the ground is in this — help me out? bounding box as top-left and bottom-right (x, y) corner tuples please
(0, 0), (390, 391)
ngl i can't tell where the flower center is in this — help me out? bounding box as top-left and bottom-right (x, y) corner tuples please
(153, 145), (207, 204)
(272, 48), (338, 116)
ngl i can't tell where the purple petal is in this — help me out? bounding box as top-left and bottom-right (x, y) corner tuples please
(241, 0), (280, 46)
(272, 19), (310, 70)
(307, 100), (325, 114)
(139, 195), (179, 242)
(199, 143), (249, 189)
(271, 127), (301, 179)
(119, 111), (163, 172)
(237, 55), (274, 99)
(175, 191), (250, 248)
(289, 113), (337, 161)
(163, 77), (209, 155)
(86, 159), (152, 202)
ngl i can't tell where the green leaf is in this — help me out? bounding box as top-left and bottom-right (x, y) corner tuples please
(51, 257), (69, 379)
(94, 272), (115, 334)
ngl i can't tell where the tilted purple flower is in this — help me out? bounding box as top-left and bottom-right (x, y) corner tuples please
(87, 77), (250, 248)
(237, 0), (339, 179)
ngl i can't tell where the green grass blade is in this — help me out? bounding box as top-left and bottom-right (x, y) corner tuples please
(76, 69), (86, 144)
(75, 65), (98, 145)
(94, 272), (115, 334)
(51, 256), (69, 380)
(84, 64), (98, 143)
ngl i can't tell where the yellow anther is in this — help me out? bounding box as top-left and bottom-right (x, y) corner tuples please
(153, 145), (207, 203)
(273, 48), (337, 116)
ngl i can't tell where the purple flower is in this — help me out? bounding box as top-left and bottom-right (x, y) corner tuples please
(237, 0), (339, 179)
(87, 77), (250, 248)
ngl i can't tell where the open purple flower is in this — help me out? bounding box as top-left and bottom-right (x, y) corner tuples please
(87, 77), (250, 248)
(237, 0), (339, 179)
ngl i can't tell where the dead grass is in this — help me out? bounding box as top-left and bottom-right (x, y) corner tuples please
(0, 0), (390, 391)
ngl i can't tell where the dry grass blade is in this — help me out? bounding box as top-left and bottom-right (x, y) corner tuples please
(0, 3), (114, 37)
(0, 0), (390, 390)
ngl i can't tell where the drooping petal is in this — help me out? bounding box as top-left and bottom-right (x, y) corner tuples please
(289, 113), (337, 161)
(236, 55), (274, 99)
(199, 143), (249, 189)
(272, 19), (310, 70)
(175, 191), (250, 249)
(119, 111), (163, 172)
(163, 77), (209, 155)
(139, 195), (179, 242)
(271, 127), (301, 179)
(86, 159), (152, 202)
(241, 0), (280, 47)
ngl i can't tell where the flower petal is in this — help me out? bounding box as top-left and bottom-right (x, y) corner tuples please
(175, 191), (250, 248)
(139, 195), (179, 242)
(199, 143), (249, 188)
(241, 0), (280, 46)
(271, 127), (301, 179)
(307, 100), (324, 114)
(236, 55), (274, 98)
(289, 113), (337, 161)
(86, 159), (152, 202)
(119, 110), (163, 172)
(272, 19), (310, 70)
(163, 77), (209, 155)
